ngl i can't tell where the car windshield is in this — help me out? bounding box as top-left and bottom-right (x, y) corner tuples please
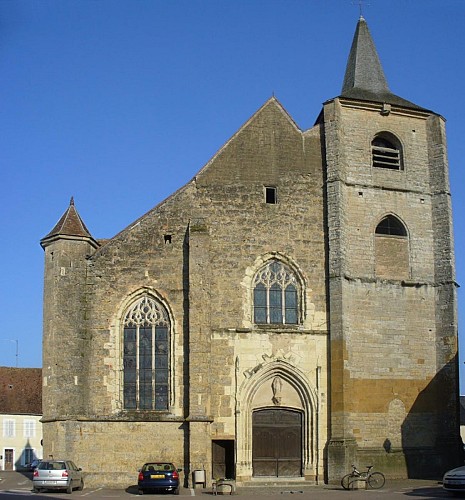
(38, 461), (66, 470)
(143, 463), (174, 472)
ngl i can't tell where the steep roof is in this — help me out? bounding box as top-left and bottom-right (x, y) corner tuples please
(340, 16), (424, 110)
(0, 367), (42, 414)
(40, 197), (98, 249)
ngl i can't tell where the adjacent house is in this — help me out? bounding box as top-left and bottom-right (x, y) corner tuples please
(0, 367), (42, 470)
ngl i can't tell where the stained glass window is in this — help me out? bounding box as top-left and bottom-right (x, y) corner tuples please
(123, 296), (170, 410)
(253, 261), (299, 325)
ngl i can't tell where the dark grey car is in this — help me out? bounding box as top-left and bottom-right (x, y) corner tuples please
(33, 460), (84, 494)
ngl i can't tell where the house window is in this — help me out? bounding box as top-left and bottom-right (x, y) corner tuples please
(24, 420), (35, 438)
(3, 419), (15, 438)
(253, 260), (299, 324)
(24, 448), (35, 464)
(265, 187), (277, 204)
(123, 296), (170, 411)
(372, 133), (403, 170)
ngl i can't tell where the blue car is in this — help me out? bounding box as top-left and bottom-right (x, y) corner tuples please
(138, 462), (180, 495)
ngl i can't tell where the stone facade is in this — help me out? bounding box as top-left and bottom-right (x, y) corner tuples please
(40, 18), (460, 488)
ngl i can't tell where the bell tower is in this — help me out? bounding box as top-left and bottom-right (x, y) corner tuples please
(324, 17), (460, 481)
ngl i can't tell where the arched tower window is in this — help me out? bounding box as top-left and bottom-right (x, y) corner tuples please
(374, 215), (409, 279)
(372, 133), (403, 170)
(253, 260), (300, 325)
(123, 296), (170, 410)
(375, 215), (407, 237)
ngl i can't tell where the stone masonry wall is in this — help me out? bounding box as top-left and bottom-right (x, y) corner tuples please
(42, 98), (330, 485)
(324, 98), (459, 480)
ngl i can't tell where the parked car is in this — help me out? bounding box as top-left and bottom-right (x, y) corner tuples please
(443, 465), (465, 493)
(25, 459), (41, 471)
(33, 459), (84, 494)
(138, 462), (180, 495)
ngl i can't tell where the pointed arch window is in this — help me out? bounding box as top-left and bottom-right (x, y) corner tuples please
(123, 296), (170, 411)
(375, 215), (407, 237)
(372, 133), (403, 170)
(375, 215), (409, 279)
(253, 260), (299, 325)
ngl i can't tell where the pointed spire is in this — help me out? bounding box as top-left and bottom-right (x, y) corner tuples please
(340, 17), (423, 109)
(342, 16), (389, 96)
(40, 197), (99, 249)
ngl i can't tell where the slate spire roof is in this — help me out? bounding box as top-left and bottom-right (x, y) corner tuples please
(340, 16), (423, 110)
(40, 197), (98, 248)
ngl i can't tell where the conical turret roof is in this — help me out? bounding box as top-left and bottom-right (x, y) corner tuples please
(340, 16), (423, 110)
(40, 197), (98, 249)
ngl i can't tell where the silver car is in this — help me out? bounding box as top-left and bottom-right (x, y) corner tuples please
(443, 465), (465, 494)
(33, 460), (84, 494)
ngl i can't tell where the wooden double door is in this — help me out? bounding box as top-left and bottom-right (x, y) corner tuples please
(252, 409), (302, 477)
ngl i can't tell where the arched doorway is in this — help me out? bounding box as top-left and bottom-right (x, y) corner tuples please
(252, 408), (302, 477)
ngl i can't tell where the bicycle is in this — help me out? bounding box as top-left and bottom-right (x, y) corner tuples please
(341, 464), (385, 490)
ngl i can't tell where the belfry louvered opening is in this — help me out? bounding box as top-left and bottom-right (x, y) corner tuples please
(372, 133), (403, 170)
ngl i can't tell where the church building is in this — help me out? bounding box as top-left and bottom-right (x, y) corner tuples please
(40, 17), (460, 486)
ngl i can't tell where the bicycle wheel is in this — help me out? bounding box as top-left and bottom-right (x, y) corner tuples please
(341, 473), (354, 490)
(367, 471), (385, 489)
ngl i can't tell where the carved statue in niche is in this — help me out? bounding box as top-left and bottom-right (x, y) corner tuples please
(271, 376), (282, 405)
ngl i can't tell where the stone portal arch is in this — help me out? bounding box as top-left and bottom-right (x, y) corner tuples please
(236, 360), (318, 481)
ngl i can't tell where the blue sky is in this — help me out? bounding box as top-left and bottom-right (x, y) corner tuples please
(1, 0), (464, 390)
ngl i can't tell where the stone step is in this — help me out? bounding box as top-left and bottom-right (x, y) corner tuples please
(239, 479), (315, 488)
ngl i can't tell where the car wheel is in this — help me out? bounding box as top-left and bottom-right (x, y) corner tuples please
(66, 482), (73, 494)
(77, 479), (84, 491)
(138, 489), (144, 495)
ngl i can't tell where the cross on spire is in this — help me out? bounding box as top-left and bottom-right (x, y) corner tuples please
(353, 0), (369, 17)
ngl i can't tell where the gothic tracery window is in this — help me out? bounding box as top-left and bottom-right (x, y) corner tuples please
(253, 260), (299, 325)
(123, 296), (170, 411)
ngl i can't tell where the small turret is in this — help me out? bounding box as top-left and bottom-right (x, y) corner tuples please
(40, 197), (98, 249)
(40, 197), (98, 423)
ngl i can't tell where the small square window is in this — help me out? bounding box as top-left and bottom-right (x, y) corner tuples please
(265, 187), (277, 204)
